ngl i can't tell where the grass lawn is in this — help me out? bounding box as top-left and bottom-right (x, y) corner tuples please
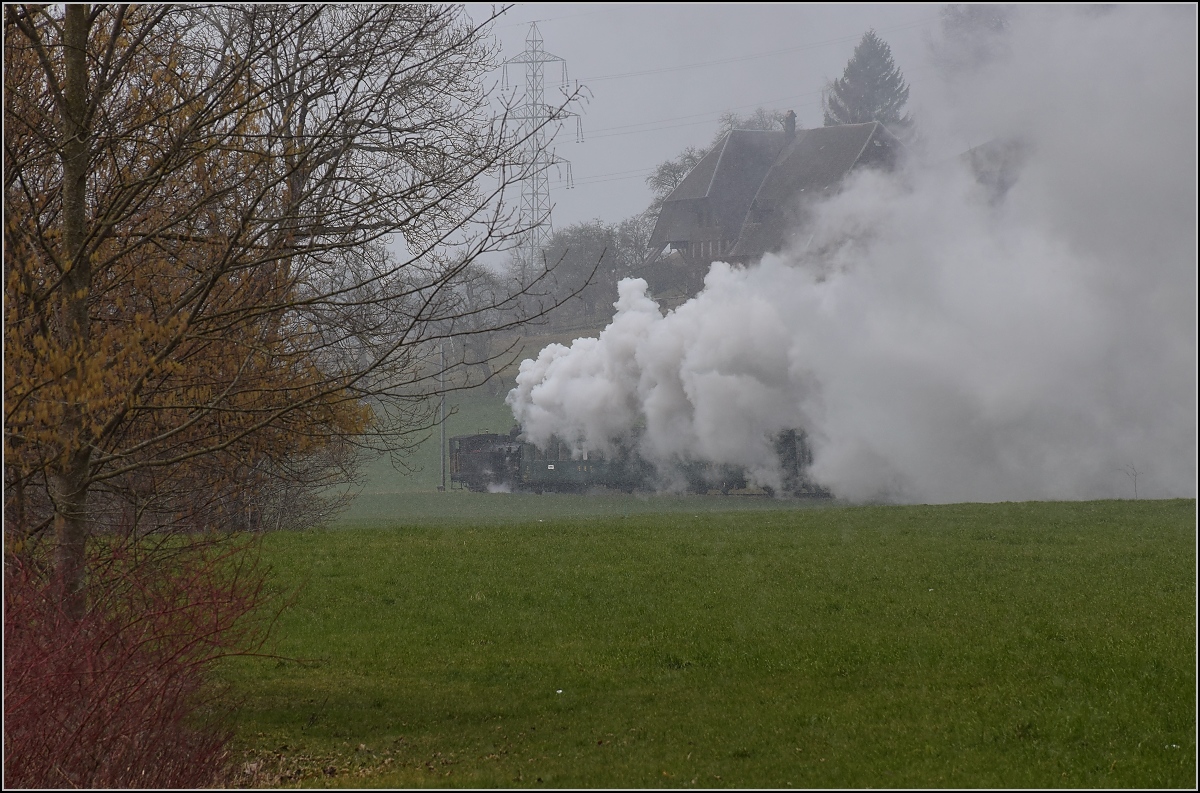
(217, 498), (1196, 788)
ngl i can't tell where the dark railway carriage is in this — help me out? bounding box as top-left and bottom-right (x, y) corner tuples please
(450, 427), (829, 497)
(448, 431), (522, 492)
(517, 436), (597, 493)
(450, 430), (647, 493)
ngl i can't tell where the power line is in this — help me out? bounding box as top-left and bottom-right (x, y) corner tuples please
(576, 15), (936, 84)
(567, 166), (658, 181)
(510, 10), (938, 200)
(552, 168), (657, 189)
(588, 98), (826, 141)
(585, 88), (824, 136)
(495, 7), (614, 30)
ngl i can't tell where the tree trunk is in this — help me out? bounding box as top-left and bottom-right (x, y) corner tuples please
(54, 4), (93, 619)
(51, 456), (90, 618)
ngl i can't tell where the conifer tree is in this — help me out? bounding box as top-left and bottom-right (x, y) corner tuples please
(823, 30), (912, 130)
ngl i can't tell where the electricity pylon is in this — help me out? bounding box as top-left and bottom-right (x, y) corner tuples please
(504, 22), (578, 270)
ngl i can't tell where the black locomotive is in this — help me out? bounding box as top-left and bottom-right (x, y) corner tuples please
(449, 427), (829, 497)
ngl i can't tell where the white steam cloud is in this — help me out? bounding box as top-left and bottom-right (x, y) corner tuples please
(507, 6), (1196, 503)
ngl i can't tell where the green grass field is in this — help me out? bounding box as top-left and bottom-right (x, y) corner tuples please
(217, 498), (1196, 788)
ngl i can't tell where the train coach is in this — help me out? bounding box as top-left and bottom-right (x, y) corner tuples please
(449, 427), (829, 497)
(449, 428), (647, 493)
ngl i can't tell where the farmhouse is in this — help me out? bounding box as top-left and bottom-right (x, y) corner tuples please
(639, 112), (904, 306)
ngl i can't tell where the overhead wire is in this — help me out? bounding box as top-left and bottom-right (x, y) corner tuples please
(584, 88), (824, 136)
(587, 98), (824, 141)
(493, 5), (615, 30)
(519, 12), (935, 147)
(576, 15), (937, 83)
(550, 168), (657, 189)
(497, 8), (936, 195)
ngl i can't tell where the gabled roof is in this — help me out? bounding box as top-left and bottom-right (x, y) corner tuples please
(749, 122), (888, 205)
(644, 121), (904, 269)
(729, 121), (901, 259)
(647, 129), (787, 250)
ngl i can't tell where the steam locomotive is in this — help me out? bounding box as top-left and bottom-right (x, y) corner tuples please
(448, 427), (830, 497)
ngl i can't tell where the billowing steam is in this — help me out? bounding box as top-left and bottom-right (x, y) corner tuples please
(507, 6), (1196, 503)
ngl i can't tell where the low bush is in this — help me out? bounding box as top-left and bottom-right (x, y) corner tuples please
(4, 535), (270, 788)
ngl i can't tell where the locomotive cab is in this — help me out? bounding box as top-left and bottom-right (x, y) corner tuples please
(448, 432), (522, 492)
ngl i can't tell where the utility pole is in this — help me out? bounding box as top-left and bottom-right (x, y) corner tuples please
(504, 22), (578, 271)
(439, 341), (447, 491)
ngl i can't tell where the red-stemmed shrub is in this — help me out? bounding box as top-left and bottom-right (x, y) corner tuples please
(4, 533), (270, 788)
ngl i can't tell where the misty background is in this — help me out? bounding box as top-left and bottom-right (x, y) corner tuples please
(489, 4), (1196, 503)
(473, 3), (938, 227)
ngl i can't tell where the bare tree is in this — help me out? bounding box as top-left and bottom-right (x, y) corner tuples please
(644, 107), (789, 217)
(928, 4), (1015, 75)
(1122, 463), (1141, 500)
(4, 4), (582, 614)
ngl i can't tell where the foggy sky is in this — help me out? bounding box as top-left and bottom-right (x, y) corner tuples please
(470, 3), (936, 227)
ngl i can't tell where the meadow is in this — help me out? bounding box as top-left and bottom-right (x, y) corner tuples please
(217, 497), (1196, 788)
